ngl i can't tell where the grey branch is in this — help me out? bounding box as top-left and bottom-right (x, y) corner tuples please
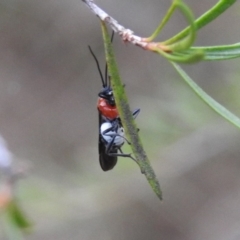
(82, 0), (148, 49)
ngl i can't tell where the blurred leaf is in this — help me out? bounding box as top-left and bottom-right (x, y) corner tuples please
(7, 200), (32, 231)
(172, 62), (240, 129)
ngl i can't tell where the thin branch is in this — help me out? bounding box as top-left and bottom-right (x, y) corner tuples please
(82, 0), (201, 60)
(82, 0), (155, 50)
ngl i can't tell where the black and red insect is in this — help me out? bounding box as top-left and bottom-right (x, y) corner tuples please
(88, 35), (140, 171)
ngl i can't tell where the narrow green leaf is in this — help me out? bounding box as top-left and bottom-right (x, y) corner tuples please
(145, 0), (178, 42)
(164, 0), (196, 51)
(165, 0), (237, 45)
(172, 62), (240, 129)
(101, 21), (163, 200)
(156, 47), (204, 63)
(188, 43), (240, 60)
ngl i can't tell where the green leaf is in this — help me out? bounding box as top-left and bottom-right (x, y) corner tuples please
(160, 49), (204, 63)
(147, 0), (197, 52)
(165, 0), (237, 45)
(1, 200), (31, 240)
(101, 21), (163, 200)
(172, 62), (240, 129)
(164, 0), (196, 52)
(188, 43), (240, 60)
(145, 0), (178, 42)
(7, 200), (32, 231)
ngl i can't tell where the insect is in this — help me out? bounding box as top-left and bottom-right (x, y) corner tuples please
(88, 34), (140, 171)
(99, 109), (140, 171)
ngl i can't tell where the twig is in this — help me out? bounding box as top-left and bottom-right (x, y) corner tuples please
(82, 0), (165, 50)
(82, 0), (199, 56)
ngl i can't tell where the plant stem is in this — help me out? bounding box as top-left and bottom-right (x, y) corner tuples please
(101, 21), (163, 200)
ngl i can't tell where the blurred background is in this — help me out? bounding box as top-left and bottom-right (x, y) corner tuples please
(0, 0), (240, 239)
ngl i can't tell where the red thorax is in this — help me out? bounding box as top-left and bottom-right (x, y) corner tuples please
(97, 98), (118, 119)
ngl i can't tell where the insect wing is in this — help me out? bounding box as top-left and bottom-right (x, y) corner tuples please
(98, 113), (118, 171)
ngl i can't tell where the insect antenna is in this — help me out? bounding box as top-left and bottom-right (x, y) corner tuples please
(88, 45), (105, 87)
(105, 31), (115, 87)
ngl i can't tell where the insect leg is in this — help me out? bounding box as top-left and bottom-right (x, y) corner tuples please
(132, 108), (140, 119)
(104, 134), (133, 159)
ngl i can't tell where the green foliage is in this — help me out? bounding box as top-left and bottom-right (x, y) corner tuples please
(2, 199), (31, 240)
(165, 0), (237, 45)
(99, 0), (240, 200)
(172, 63), (240, 129)
(7, 200), (32, 231)
(187, 43), (240, 61)
(146, 0), (238, 62)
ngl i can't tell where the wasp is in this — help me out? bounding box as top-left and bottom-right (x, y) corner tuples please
(88, 33), (140, 171)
